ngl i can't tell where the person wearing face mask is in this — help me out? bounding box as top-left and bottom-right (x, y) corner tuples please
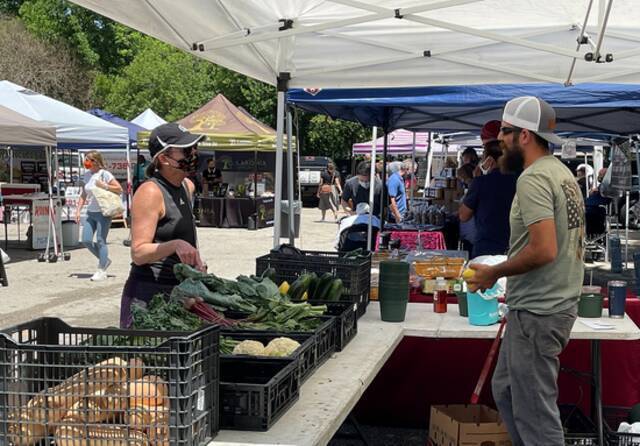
(467, 97), (584, 446)
(341, 161), (382, 216)
(458, 122), (517, 258)
(76, 150), (123, 281)
(120, 123), (206, 328)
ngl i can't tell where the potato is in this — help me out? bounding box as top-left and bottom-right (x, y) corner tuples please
(129, 376), (168, 408)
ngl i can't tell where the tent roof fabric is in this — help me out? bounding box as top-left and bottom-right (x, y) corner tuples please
(68, 1), (640, 88)
(131, 108), (167, 130)
(0, 81), (129, 148)
(179, 93), (276, 137)
(353, 129), (433, 154)
(288, 83), (640, 135)
(88, 108), (146, 145)
(0, 104), (56, 147)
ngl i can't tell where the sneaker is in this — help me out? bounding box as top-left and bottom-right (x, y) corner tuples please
(91, 270), (107, 282)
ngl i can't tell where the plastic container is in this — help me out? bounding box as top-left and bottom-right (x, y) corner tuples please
(467, 286), (500, 326)
(220, 331), (316, 383)
(0, 317), (220, 446)
(434, 277), (448, 313)
(304, 301), (357, 351)
(608, 280), (628, 318)
(61, 220), (80, 247)
(578, 292), (604, 318)
(256, 250), (372, 318)
(604, 405), (640, 446)
(560, 404), (598, 446)
(610, 235), (623, 273)
(220, 357), (299, 431)
(378, 260), (409, 322)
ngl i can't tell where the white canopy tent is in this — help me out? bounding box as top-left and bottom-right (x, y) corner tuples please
(131, 108), (167, 130)
(68, 0), (640, 249)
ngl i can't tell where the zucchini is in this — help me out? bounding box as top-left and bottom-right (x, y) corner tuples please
(306, 273), (319, 300)
(325, 278), (344, 301)
(287, 273), (314, 301)
(315, 272), (335, 300)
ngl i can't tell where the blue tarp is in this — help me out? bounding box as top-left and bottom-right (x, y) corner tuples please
(88, 108), (146, 146)
(287, 83), (640, 136)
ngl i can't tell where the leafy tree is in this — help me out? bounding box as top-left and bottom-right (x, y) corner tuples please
(0, 15), (93, 108)
(303, 114), (370, 160)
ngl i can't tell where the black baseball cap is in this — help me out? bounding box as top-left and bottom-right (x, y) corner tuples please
(148, 123), (205, 159)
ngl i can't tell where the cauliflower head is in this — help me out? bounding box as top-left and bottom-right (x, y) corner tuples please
(263, 337), (301, 357)
(232, 340), (265, 356)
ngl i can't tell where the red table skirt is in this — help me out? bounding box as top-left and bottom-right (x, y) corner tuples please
(354, 291), (640, 427)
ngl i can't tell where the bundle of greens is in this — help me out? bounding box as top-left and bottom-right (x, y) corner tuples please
(131, 294), (202, 331)
(172, 264), (327, 332)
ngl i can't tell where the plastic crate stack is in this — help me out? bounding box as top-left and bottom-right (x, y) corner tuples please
(256, 249), (372, 318)
(0, 317), (219, 446)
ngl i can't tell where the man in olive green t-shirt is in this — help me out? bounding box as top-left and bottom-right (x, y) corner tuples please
(468, 96), (584, 446)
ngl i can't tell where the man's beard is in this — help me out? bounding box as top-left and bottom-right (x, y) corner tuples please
(499, 140), (524, 175)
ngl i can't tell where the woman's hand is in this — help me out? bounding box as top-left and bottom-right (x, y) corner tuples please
(173, 240), (205, 270)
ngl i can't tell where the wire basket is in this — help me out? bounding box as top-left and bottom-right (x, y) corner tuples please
(0, 317), (219, 446)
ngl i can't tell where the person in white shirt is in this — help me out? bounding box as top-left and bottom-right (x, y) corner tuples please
(75, 150), (123, 281)
(335, 202), (380, 250)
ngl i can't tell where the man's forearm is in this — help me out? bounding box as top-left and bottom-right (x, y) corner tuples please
(492, 243), (554, 278)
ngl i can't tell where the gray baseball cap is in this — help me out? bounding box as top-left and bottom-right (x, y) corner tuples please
(502, 96), (563, 146)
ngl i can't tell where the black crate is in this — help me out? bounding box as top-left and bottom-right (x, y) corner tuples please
(220, 331), (316, 383)
(256, 250), (371, 318)
(604, 405), (640, 446)
(560, 404), (599, 446)
(220, 357), (299, 431)
(0, 317), (219, 446)
(308, 301), (357, 352)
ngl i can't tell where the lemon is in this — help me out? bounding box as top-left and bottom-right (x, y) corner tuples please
(462, 268), (475, 281)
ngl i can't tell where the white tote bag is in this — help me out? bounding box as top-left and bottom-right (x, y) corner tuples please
(92, 173), (124, 218)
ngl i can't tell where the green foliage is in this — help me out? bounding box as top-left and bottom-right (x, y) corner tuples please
(2, 0), (370, 163)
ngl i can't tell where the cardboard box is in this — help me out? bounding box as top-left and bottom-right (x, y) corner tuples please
(429, 404), (512, 446)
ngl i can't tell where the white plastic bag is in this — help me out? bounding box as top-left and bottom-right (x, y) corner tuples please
(469, 255), (507, 300)
(0, 248), (10, 264)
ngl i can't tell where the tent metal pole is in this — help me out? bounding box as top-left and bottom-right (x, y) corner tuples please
(367, 127), (378, 250)
(425, 132), (433, 195)
(565, 0), (594, 85)
(625, 191), (630, 268)
(380, 118), (389, 233)
(286, 107), (295, 246)
(294, 109), (302, 214)
(126, 143), (132, 219)
(273, 87), (285, 248)
(410, 131), (416, 210)
(8, 147), (13, 184)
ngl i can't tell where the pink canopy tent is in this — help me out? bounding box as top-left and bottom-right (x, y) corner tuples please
(352, 129), (453, 155)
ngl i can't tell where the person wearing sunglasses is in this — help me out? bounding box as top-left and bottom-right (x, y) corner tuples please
(76, 150), (123, 281)
(467, 97), (585, 446)
(120, 123), (206, 328)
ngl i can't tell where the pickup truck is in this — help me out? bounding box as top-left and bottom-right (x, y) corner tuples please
(298, 156), (334, 206)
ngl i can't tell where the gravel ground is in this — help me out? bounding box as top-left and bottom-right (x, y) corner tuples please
(0, 207), (340, 328)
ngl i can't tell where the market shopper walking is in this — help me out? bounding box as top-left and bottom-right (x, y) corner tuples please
(317, 162), (341, 221)
(76, 150), (123, 282)
(120, 123), (206, 328)
(467, 97), (585, 446)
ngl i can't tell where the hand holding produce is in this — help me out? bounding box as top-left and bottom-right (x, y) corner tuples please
(465, 263), (498, 293)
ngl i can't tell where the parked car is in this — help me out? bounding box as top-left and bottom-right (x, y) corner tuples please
(298, 156), (334, 206)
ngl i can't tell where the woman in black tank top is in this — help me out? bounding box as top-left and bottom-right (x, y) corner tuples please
(120, 123), (206, 328)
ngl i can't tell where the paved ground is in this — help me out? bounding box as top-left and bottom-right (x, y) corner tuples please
(0, 207), (340, 328)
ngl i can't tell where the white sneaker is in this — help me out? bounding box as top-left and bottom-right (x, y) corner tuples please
(91, 270), (107, 281)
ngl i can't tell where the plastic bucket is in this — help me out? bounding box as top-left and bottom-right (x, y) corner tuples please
(578, 293), (603, 318)
(61, 220), (79, 247)
(378, 261), (409, 322)
(467, 290), (499, 326)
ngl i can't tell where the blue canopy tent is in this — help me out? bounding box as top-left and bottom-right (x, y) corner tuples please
(287, 83), (640, 136)
(88, 108), (146, 147)
(288, 83), (639, 237)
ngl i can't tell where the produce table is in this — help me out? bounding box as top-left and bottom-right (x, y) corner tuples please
(211, 303), (640, 446)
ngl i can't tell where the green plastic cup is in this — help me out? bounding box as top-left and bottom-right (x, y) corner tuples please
(379, 261), (409, 322)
